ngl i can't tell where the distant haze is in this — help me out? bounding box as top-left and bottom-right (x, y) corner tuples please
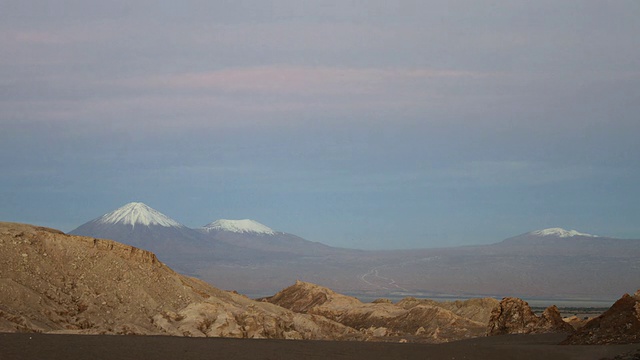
(1, 1), (639, 249)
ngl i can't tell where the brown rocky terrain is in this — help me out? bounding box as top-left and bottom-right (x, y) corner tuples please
(0, 221), (498, 343)
(562, 290), (640, 345)
(562, 315), (590, 330)
(396, 296), (500, 324)
(0, 222), (359, 340)
(487, 297), (575, 335)
(264, 280), (495, 342)
(4, 220), (638, 350)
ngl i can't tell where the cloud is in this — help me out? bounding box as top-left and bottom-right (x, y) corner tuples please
(434, 161), (598, 187)
(127, 66), (491, 94)
(89, 65), (496, 127)
(11, 31), (79, 45)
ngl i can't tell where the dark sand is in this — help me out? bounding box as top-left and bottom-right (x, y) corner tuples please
(2, 333), (639, 360)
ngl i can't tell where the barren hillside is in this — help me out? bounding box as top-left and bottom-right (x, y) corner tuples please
(265, 281), (494, 342)
(0, 222), (359, 340)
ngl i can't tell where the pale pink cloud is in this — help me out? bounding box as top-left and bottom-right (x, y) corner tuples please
(8, 30), (93, 45)
(5, 65), (497, 129)
(14, 31), (71, 45)
(130, 66), (493, 95)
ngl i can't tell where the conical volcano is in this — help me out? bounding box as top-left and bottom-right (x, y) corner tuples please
(68, 202), (208, 267)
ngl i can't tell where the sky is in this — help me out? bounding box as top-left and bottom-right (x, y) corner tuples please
(1, 1), (639, 249)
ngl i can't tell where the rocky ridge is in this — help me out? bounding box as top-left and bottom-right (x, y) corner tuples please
(396, 296), (500, 324)
(487, 297), (575, 335)
(5, 221), (638, 345)
(264, 281), (494, 343)
(562, 290), (640, 345)
(0, 222), (359, 340)
(0, 221), (497, 343)
(70, 203), (640, 299)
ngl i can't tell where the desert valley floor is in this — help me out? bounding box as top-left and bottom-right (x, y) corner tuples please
(2, 333), (640, 360)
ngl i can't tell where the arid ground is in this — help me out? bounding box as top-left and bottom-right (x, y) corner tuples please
(2, 333), (640, 360)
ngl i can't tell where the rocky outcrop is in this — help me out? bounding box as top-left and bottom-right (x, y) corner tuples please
(562, 315), (589, 330)
(562, 291), (640, 344)
(265, 281), (487, 343)
(0, 222), (360, 340)
(487, 297), (574, 335)
(487, 297), (539, 335)
(538, 305), (574, 332)
(397, 296), (499, 324)
(264, 281), (405, 330)
(150, 301), (359, 340)
(263, 280), (362, 313)
(386, 305), (487, 341)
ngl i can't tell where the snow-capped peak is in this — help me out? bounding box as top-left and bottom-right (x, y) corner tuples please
(201, 219), (275, 235)
(529, 228), (598, 238)
(97, 202), (184, 228)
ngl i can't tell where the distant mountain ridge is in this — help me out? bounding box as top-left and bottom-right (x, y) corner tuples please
(72, 202), (282, 239)
(68, 202), (640, 299)
(69, 202), (346, 273)
(497, 227), (628, 250)
(74, 203), (623, 247)
(528, 228), (598, 238)
(70, 202), (623, 247)
(200, 219), (276, 235)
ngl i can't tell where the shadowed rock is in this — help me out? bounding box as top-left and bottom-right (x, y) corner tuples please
(562, 291), (640, 345)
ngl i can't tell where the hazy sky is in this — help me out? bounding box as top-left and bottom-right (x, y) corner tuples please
(1, 1), (639, 249)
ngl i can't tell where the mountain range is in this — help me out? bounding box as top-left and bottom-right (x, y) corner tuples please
(69, 202), (347, 275)
(69, 202), (640, 300)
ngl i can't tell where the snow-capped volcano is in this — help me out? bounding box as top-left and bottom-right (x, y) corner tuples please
(200, 219), (276, 235)
(499, 227), (601, 246)
(68, 202), (206, 260)
(97, 202), (184, 228)
(198, 219), (339, 256)
(529, 228), (598, 238)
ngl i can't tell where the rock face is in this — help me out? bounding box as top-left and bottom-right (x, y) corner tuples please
(0, 222), (360, 340)
(397, 297), (500, 324)
(264, 280), (362, 314)
(562, 291), (640, 344)
(538, 305), (574, 332)
(487, 297), (574, 335)
(562, 315), (589, 330)
(265, 281), (490, 343)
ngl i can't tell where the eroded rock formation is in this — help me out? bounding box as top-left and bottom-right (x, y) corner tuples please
(265, 281), (493, 342)
(487, 297), (574, 335)
(0, 222), (360, 340)
(7, 221), (610, 344)
(397, 296), (499, 324)
(562, 291), (640, 345)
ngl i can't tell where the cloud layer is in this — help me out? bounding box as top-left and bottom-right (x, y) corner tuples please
(1, 1), (639, 248)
